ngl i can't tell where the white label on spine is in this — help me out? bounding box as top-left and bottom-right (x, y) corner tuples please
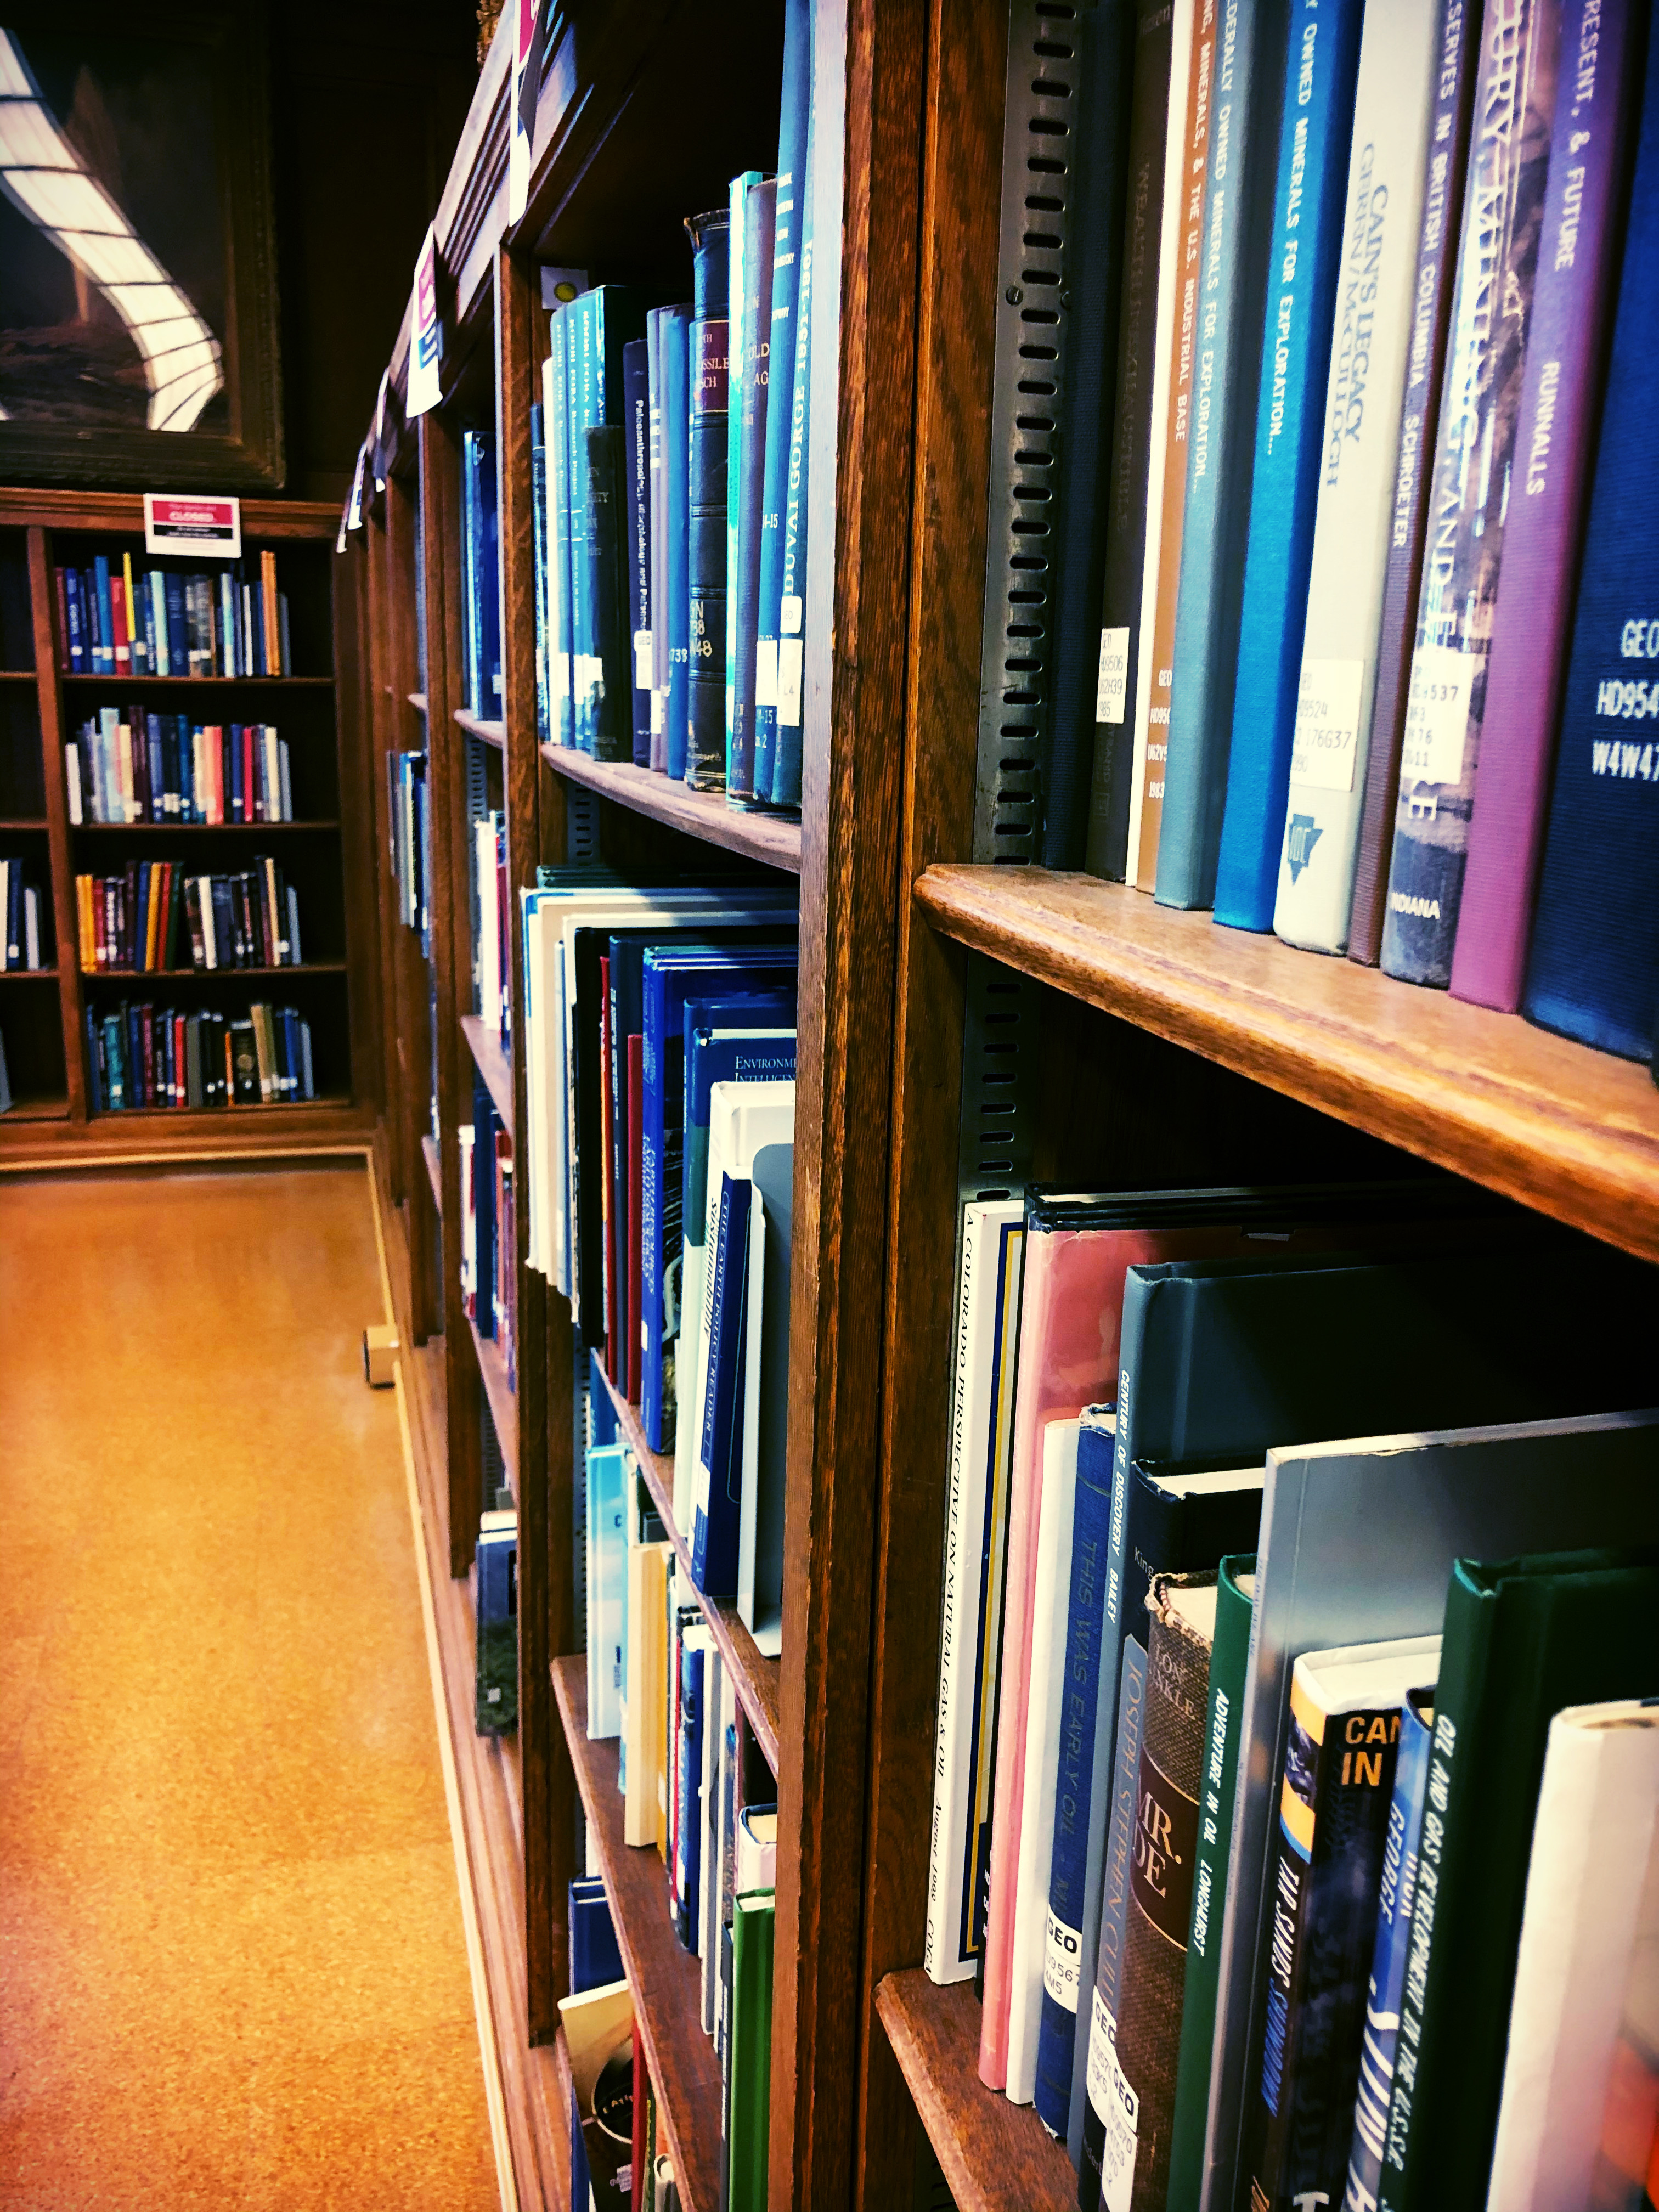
(634, 629), (652, 689)
(552, 652), (569, 699)
(1096, 627), (1130, 724)
(754, 637), (779, 707)
(1043, 1906), (1083, 2010)
(776, 637), (804, 727)
(780, 593), (803, 636)
(1401, 642), (1476, 791)
(1291, 656), (1364, 792)
(1085, 1990), (1139, 2211)
(651, 690), (665, 736)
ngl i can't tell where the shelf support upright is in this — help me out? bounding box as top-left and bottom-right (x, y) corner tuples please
(26, 526), (86, 1119)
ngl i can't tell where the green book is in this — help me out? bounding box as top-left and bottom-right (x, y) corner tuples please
(1381, 1545), (1659, 2212)
(727, 1891), (775, 2212)
(1165, 1553), (1255, 2211)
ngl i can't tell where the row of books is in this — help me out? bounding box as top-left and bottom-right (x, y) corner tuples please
(518, 870), (796, 1643)
(0, 860), (44, 970)
(582, 1376), (780, 2212)
(459, 431), (501, 721)
(54, 549), (291, 678)
(528, 0), (813, 811)
(1005, 0), (1659, 1062)
(460, 1076), (516, 1387)
(474, 808), (509, 1043)
(86, 1000), (318, 1110)
(922, 1181), (1659, 2208)
(75, 861), (306, 974)
(66, 714), (297, 825)
(388, 749), (431, 947)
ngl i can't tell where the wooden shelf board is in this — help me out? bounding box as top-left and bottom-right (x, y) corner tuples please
(467, 1310), (518, 1482)
(591, 1357), (781, 1773)
(0, 669), (37, 682)
(0, 1101), (373, 1169)
(0, 966), (55, 980)
(83, 962), (348, 980)
(542, 747), (803, 875)
(0, 1095), (70, 1122)
(916, 865), (1659, 1263)
(408, 691), (428, 715)
(551, 1656), (724, 2212)
(59, 673), (333, 690)
(874, 1972), (1077, 2212)
(461, 1012), (516, 1135)
(422, 1130), (443, 1213)
(0, 818), (47, 829)
(456, 709), (506, 749)
(72, 820), (341, 834)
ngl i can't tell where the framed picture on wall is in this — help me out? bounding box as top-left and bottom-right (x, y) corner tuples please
(0, 4), (283, 489)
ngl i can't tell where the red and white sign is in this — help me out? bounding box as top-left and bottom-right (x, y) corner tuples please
(144, 493), (241, 560)
(408, 224), (442, 417)
(508, 0), (543, 224)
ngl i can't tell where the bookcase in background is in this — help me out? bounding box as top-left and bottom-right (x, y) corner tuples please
(0, 489), (377, 1163)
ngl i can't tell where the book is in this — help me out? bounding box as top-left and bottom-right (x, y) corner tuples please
(674, 1627), (708, 1947)
(625, 1534), (670, 1847)
(1085, 0), (1182, 880)
(569, 1876), (625, 1994)
(1108, 1573), (1220, 2212)
(661, 304), (694, 783)
(1380, 0), (1566, 987)
(737, 1139), (792, 1656)
(692, 1170), (752, 1599)
(647, 308), (670, 769)
(1006, 1416), (1081, 2107)
(624, 337), (653, 766)
(727, 1892), (775, 2212)
(1203, 0), (1368, 930)
(580, 423), (631, 760)
(770, 100), (815, 810)
(585, 1439), (630, 1740)
(1036, 0), (1136, 871)
(728, 175), (777, 802)
(1126, 0), (1206, 889)
(531, 399), (551, 748)
(1381, 1547), (1659, 2212)
(1346, 0), (1483, 966)
(1154, 0), (1290, 907)
(1450, 0), (1645, 1011)
(461, 430), (502, 717)
(925, 1198), (1027, 1989)
(1521, 13), (1659, 1060)
(1209, 1410), (1659, 2212)
(1165, 1555), (1256, 2208)
(549, 307), (576, 744)
(753, 0), (814, 808)
(1486, 1697), (1659, 2211)
(1244, 1634), (1441, 2212)
(476, 1506), (519, 1734)
(686, 206), (733, 792)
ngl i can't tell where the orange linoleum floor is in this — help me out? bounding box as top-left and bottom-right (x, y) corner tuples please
(0, 1165), (501, 2211)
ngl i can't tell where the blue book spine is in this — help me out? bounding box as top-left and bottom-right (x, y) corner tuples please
(461, 432), (482, 714)
(772, 106), (815, 810)
(92, 556), (113, 675)
(138, 569), (156, 676)
(165, 572), (187, 681)
(551, 309), (575, 746)
(687, 206), (733, 791)
(1156, 0), (1293, 910)
(676, 1640), (706, 1951)
(570, 294), (596, 749)
(482, 434), (503, 716)
(148, 718), (163, 823)
(1345, 1689), (1433, 2211)
(148, 571), (167, 676)
(730, 178), (777, 800)
(474, 1077), (498, 1339)
(86, 1008), (102, 1112)
(664, 306), (693, 781)
(754, 0), (814, 805)
(1213, 0), (1367, 931)
(1034, 1409), (1117, 2138)
(64, 569), (84, 673)
(530, 399), (551, 749)
(1522, 13), (1659, 1059)
(589, 1346), (619, 1446)
(692, 1172), (751, 1598)
(725, 173), (764, 791)
(641, 960), (670, 1449)
(624, 337), (653, 765)
(569, 1877), (624, 1993)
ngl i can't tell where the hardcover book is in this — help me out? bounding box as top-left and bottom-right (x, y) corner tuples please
(728, 176), (777, 802)
(1380, 0), (1565, 986)
(686, 206), (733, 791)
(662, 304), (694, 782)
(624, 337), (653, 766)
(770, 112), (815, 811)
(737, 1140), (792, 1656)
(579, 424), (631, 760)
(1206, 0), (1368, 929)
(1269, 0), (1446, 952)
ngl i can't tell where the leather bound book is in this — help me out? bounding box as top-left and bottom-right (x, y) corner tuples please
(623, 338), (653, 766)
(729, 176), (777, 802)
(580, 424), (632, 762)
(685, 206), (732, 791)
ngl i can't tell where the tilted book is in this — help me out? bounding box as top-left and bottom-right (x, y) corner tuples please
(685, 207), (733, 791)
(661, 304), (693, 782)
(1521, 12), (1659, 1059)
(728, 176), (776, 802)
(1085, 1), (1180, 881)
(1380, 0), (1564, 986)
(1271, 0), (1446, 955)
(623, 337), (653, 766)
(1346, 0), (1482, 966)
(1210, 0), (1368, 931)
(770, 101), (815, 811)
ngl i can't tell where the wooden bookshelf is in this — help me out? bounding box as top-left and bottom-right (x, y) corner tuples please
(460, 1013), (515, 1135)
(60, 674), (335, 691)
(70, 820), (341, 834)
(455, 708), (505, 749)
(422, 1130), (442, 1212)
(917, 865), (1659, 1266)
(590, 1356), (782, 1771)
(551, 1657), (724, 2212)
(469, 1310), (518, 1485)
(543, 747), (803, 876)
(408, 692), (428, 715)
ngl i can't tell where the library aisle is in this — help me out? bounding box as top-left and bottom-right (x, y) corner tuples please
(0, 1165), (503, 2211)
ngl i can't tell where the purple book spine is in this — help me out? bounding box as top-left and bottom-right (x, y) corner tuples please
(1346, 0), (1483, 965)
(1450, 0), (1644, 1010)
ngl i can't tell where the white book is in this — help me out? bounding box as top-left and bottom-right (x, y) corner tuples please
(1486, 1699), (1659, 2212)
(1005, 1416), (1080, 2105)
(475, 814), (499, 1024)
(585, 1441), (629, 1741)
(736, 1803), (777, 1896)
(0, 860), (9, 967)
(24, 886), (40, 970)
(65, 744), (81, 825)
(924, 1198), (1026, 1987)
(199, 876), (218, 970)
(1124, 0), (1195, 887)
(1273, 0), (1442, 951)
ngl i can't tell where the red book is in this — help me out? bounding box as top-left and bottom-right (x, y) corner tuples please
(626, 1032), (644, 1405)
(53, 567), (69, 672)
(242, 725), (255, 829)
(598, 954), (618, 1382)
(110, 575), (130, 674)
(174, 1013), (186, 1106)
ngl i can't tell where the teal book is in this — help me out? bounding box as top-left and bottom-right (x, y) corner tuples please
(729, 176), (777, 800)
(569, 286), (648, 753)
(724, 170), (765, 793)
(1379, 1547), (1659, 2212)
(1210, 0), (1367, 931)
(770, 99), (815, 811)
(1154, 0), (1291, 909)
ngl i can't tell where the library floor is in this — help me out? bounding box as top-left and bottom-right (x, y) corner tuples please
(0, 1164), (501, 2211)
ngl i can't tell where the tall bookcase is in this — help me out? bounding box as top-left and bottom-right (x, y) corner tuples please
(0, 488), (377, 1165)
